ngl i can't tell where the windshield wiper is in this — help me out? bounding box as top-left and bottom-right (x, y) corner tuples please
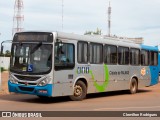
(30, 42), (42, 54)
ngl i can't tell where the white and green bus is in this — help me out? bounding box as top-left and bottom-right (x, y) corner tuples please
(7, 31), (159, 101)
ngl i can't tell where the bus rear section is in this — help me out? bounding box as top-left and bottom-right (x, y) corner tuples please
(141, 45), (159, 86)
(158, 52), (160, 75)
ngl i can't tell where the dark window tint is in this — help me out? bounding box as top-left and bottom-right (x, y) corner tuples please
(150, 51), (158, 66)
(141, 50), (149, 66)
(10, 44), (52, 74)
(54, 43), (75, 70)
(104, 45), (117, 64)
(118, 47), (129, 65)
(130, 48), (140, 65)
(14, 32), (53, 42)
(77, 42), (88, 63)
(89, 43), (103, 64)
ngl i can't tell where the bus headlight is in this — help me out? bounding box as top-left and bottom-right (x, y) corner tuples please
(38, 76), (52, 86)
(9, 74), (18, 84)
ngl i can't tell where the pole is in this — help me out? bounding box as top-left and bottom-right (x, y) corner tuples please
(0, 33), (1, 90)
(62, 0), (64, 31)
(108, 1), (111, 37)
(0, 61), (1, 91)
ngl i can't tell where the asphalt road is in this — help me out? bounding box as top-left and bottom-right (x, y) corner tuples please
(0, 86), (160, 111)
(0, 77), (160, 119)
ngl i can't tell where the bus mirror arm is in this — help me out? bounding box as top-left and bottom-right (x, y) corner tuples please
(0, 40), (13, 54)
(0, 45), (3, 54)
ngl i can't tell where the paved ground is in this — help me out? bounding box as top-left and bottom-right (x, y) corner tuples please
(0, 72), (160, 119)
(0, 71), (9, 95)
(0, 83), (160, 111)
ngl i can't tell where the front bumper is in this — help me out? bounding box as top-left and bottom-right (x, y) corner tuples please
(8, 81), (53, 97)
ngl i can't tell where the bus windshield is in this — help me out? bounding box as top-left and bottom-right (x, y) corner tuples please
(10, 43), (52, 74)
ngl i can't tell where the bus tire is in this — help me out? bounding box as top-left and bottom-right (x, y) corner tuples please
(69, 81), (87, 101)
(129, 78), (138, 94)
(37, 95), (49, 99)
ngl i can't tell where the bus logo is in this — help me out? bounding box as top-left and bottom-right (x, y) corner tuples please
(24, 82), (28, 86)
(77, 67), (89, 74)
(141, 68), (146, 76)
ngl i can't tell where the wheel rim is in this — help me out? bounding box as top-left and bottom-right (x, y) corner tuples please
(74, 85), (83, 97)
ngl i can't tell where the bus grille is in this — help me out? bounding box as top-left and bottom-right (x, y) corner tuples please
(15, 75), (41, 81)
(18, 86), (34, 92)
(18, 82), (37, 86)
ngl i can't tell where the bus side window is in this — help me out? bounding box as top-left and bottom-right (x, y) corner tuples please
(150, 51), (158, 66)
(77, 42), (88, 63)
(141, 50), (149, 66)
(118, 47), (129, 65)
(89, 43), (103, 64)
(104, 45), (117, 65)
(130, 48), (140, 66)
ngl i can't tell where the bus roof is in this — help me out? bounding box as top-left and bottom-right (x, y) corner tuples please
(141, 44), (159, 51)
(56, 31), (140, 48)
(14, 31), (158, 51)
(56, 31), (158, 51)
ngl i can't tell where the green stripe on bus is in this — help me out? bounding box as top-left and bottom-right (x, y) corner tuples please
(89, 64), (109, 92)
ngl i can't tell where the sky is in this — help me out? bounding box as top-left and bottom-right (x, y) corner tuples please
(0, 0), (160, 50)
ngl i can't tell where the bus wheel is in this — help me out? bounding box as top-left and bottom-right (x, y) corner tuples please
(69, 81), (87, 101)
(37, 95), (49, 99)
(130, 78), (138, 94)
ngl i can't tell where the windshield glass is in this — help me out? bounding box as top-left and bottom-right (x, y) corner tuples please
(10, 43), (52, 74)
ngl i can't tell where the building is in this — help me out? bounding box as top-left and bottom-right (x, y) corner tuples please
(0, 57), (10, 70)
(127, 37), (144, 44)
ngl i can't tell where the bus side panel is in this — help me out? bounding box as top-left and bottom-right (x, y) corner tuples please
(131, 66), (151, 88)
(52, 70), (74, 97)
(89, 64), (104, 92)
(53, 67), (98, 97)
(75, 65), (96, 94)
(149, 66), (159, 85)
(158, 53), (160, 74)
(52, 83), (63, 97)
(105, 65), (129, 92)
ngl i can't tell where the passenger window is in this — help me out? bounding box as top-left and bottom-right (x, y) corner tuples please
(150, 51), (158, 66)
(118, 47), (129, 65)
(104, 45), (117, 64)
(77, 42), (88, 63)
(130, 48), (140, 65)
(141, 50), (149, 66)
(89, 43), (103, 64)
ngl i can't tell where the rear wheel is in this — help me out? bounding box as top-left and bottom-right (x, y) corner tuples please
(130, 78), (138, 94)
(69, 81), (87, 101)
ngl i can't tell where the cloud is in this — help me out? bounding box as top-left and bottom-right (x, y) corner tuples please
(0, 0), (160, 47)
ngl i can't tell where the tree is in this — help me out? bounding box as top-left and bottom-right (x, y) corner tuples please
(5, 50), (11, 57)
(84, 28), (102, 35)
